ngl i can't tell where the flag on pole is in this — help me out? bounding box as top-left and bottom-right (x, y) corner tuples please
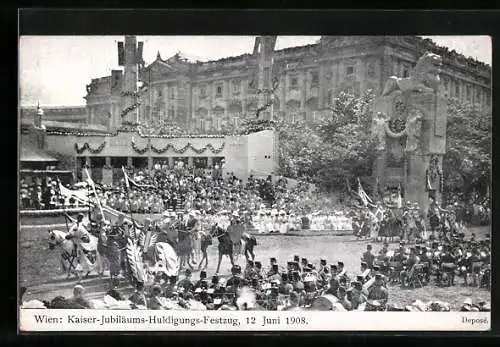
(85, 168), (106, 222)
(357, 177), (373, 207)
(122, 166), (130, 190)
(122, 166), (155, 190)
(396, 183), (403, 209)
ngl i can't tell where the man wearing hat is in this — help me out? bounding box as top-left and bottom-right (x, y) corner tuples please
(267, 264), (281, 282)
(337, 261), (348, 282)
(365, 273), (388, 311)
(226, 265), (243, 292)
(194, 270), (209, 291)
(243, 260), (257, 280)
(251, 261), (262, 280)
(227, 210), (244, 255)
(361, 244), (375, 269)
(359, 262), (371, 283)
(242, 232), (257, 262)
(347, 280), (365, 310)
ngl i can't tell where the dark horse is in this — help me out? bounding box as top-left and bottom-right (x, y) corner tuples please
(210, 223), (235, 274)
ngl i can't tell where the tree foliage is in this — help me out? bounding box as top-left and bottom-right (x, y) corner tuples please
(276, 91), (377, 192)
(443, 99), (491, 200)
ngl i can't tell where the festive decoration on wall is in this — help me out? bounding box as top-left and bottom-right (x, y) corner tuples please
(150, 142), (226, 155)
(132, 140), (225, 155)
(74, 142), (106, 154)
(131, 139), (149, 154)
(120, 102), (141, 118)
(47, 127), (225, 139)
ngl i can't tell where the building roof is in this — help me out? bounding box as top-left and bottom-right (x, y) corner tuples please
(20, 106), (87, 119)
(20, 143), (58, 163)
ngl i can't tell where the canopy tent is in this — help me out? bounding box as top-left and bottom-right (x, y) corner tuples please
(20, 142), (59, 171)
(20, 145), (58, 163)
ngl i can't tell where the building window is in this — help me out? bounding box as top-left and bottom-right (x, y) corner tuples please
(199, 85), (207, 98)
(466, 85), (472, 101)
(232, 80), (241, 94)
(402, 65), (410, 78)
(289, 76), (299, 90)
(367, 61), (376, 78)
(486, 91), (491, 106)
(311, 71), (319, 86)
(476, 88), (481, 102)
(345, 66), (355, 77)
(170, 87), (175, 99)
(455, 82), (460, 97)
(216, 84), (223, 98)
(168, 107), (175, 120)
(157, 89), (162, 97)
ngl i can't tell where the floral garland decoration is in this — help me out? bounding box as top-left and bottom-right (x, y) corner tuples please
(47, 127), (226, 139)
(150, 142), (225, 155)
(131, 139), (149, 154)
(384, 120), (407, 139)
(74, 142), (106, 154)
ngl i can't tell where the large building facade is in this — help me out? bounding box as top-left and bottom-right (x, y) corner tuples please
(84, 36), (491, 132)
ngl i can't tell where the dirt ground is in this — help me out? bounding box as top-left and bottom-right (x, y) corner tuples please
(19, 216), (491, 310)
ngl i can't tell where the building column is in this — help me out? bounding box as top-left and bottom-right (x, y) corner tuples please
(207, 157), (213, 168)
(148, 156), (153, 172)
(102, 157), (113, 185)
(242, 79), (248, 118)
(280, 74), (286, 119)
(187, 81), (193, 129)
(358, 58), (367, 94)
(299, 70), (307, 121)
(168, 157), (174, 168)
(127, 156), (133, 167)
(318, 64), (325, 108)
(188, 157), (194, 168)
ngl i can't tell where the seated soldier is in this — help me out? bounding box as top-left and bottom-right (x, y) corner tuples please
(366, 274), (389, 311)
(243, 260), (257, 280)
(279, 272), (293, 295)
(347, 281), (365, 310)
(194, 270), (209, 290)
(254, 261), (264, 280)
(226, 265), (243, 291)
(267, 264), (281, 281)
(129, 282), (147, 308)
(362, 244), (375, 269)
(291, 271), (304, 292)
(148, 285), (165, 310)
(337, 286), (353, 311)
(337, 261), (349, 282)
(400, 247), (420, 287)
(177, 269), (194, 293)
(359, 262), (371, 283)
(67, 285), (90, 309)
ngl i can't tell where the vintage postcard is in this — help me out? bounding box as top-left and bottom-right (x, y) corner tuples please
(18, 33), (491, 331)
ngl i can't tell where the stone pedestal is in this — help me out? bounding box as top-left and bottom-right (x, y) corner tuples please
(102, 169), (113, 185)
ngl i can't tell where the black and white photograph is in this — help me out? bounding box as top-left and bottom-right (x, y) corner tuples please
(18, 33), (491, 330)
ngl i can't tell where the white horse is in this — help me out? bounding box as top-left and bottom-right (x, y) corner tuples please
(48, 229), (104, 281)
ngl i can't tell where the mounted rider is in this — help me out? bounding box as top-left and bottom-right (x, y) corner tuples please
(64, 213), (96, 278)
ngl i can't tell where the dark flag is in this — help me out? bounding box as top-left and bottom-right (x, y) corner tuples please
(118, 41), (125, 66)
